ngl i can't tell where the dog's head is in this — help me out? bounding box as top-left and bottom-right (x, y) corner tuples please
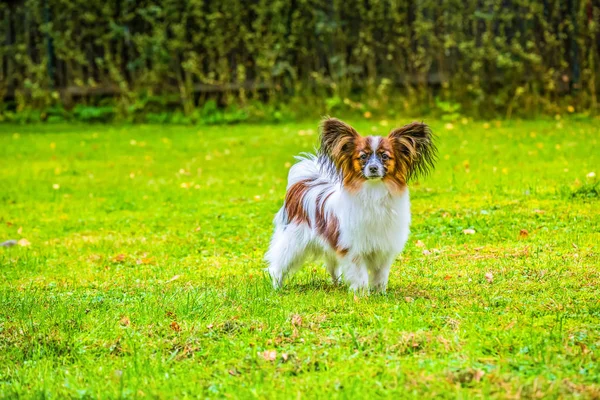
(318, 117), (437, 192)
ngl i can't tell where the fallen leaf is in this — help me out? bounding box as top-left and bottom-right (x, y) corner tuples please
(444, 123), (454, 130)
(207, 323), (214, 329)
(119, 316), (130, 327)
(228, 369), (239, 376)
(281, 353), (289, 362)
(415, 240), (425, 247)
(463, 229), (476, 235)
(136, 257), (154, 265)
(363, 111), (372, 119)
(533, 209), (545, 214)
(17, 238), (31, 247)
(166, 275), (181, 284)
(504, 320), (516, 330)
(112, 254), (126, 263)
(170, 321), (181, 332)
(291, 314), (302, 327)
(473, 370), (485, 382)
(17, 227), (22, 235)
(422, 249), (432, 256)
(519, 229), (529, 238)
(485, 272), (494, 283)
(405, 297), (414, 303)
(444, 275), (452, 281)
(260, 350), (277, 361)
(194, 226), (202, 232)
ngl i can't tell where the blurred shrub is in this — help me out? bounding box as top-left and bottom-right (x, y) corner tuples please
(0, 0), (598, 121)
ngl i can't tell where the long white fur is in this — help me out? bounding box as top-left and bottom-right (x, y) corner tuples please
(265, 153), (410, 292)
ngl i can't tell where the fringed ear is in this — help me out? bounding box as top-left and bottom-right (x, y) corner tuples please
(318, 117), (359, 169)
(388, 122), (437, 182)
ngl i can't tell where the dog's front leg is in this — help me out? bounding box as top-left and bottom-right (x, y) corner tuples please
(341, 255), (369, 293)
(367, 254), (395, 293)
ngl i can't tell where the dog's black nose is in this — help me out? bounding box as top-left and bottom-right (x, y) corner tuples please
(369, 166), (378, 174)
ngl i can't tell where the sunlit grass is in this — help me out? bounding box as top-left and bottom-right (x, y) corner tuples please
(1, 119), (599, 398)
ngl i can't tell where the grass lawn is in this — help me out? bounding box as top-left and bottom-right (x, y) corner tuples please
(1, 118), (599, 398)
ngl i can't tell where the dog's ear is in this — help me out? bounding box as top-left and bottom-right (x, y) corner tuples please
(319, 117), (359, 161)
(388, 122), (437, 182)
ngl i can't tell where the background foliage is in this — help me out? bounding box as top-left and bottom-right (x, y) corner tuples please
(1, 0), (599, 122)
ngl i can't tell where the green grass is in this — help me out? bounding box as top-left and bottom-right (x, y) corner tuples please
(1, 118), (599, 399)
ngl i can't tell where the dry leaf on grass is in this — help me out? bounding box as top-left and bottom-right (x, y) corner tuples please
(519, 229), (529, 238)
(112, 254), (126, 263)
(291, 314), (302, 327)
(170, 321), (181, 332)
(17, 238), (31, 247)
(485, 272), (494, 283)
(463, 229), (476, 235)
(473, 370), (485, 382)
(119, 316), (131, 327)
(415, 240), (425, 247)
(260, 350), (277, 361)
(164, 275), (181, 284)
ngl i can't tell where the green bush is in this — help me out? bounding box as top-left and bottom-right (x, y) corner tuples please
(0, 0), (598, 121)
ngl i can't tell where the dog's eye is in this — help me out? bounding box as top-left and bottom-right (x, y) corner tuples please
(381, 153), (390, 161)
(359, 153), (368, 160)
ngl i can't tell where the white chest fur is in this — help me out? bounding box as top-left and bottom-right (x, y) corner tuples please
(336, 182), (411, 255)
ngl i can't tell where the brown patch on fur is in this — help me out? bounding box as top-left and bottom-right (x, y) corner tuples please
(387, 122), (437, 183)
(342, 135), (369, 192)
(320, 118), (366, 192)
(315, 190), (347, 255)
(377, 137), (407, 194)
(337, 247), (349, 257)
(284, 179), (311, 226)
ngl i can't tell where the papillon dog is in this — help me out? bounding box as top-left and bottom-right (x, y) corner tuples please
(265, 117), (436, 292)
